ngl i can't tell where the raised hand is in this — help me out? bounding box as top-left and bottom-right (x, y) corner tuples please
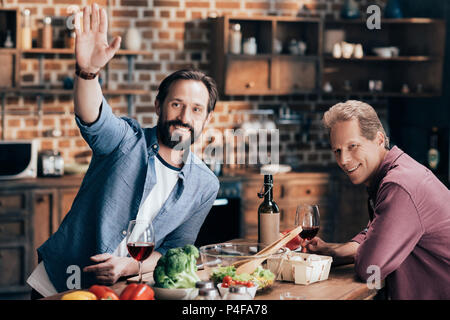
(74, 3), (121, 73)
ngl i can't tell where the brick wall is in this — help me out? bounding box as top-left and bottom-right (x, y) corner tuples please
(1, 0), (389, 168)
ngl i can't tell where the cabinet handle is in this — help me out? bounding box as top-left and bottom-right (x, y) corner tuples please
(0, 200), (3, 207)
(305, 189), (311, 195)
(245, 81), (255, 88)
(36, 196), (45, 203)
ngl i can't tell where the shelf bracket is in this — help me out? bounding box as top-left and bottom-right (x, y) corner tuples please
(38, 54), (44, 85)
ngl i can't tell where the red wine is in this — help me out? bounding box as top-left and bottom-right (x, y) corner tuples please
(127, 242), (155, 261)
(300, 226), (319, 240)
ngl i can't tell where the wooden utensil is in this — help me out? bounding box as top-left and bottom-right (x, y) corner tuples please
(234, 225), (303, 275)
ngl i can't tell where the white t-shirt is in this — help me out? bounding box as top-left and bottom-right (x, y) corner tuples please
(27, 154), (180, 297)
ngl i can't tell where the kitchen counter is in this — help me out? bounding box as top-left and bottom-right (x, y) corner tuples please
(42, 263), (379, 300)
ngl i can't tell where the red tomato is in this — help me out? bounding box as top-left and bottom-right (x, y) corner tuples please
(246, 282), (254, 288)
(281, 229), (302, 250)
(222, 282), (229, 288)
(223, 275), (232, 284)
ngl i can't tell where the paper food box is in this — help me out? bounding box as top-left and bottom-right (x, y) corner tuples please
(267, 251), (333, 285)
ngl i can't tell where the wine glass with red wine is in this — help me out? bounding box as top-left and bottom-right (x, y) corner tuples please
(126, 219), (155, 283)
(295, 204), (320, 252)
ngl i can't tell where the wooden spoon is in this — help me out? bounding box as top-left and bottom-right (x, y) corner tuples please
(234, 225), (303, 275)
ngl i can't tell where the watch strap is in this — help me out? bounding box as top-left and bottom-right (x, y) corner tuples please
(75, 64), (99, 80)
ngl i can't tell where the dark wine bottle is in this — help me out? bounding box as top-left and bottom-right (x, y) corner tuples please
(427, 127), (440, 172)
(257, 174), (280, 246)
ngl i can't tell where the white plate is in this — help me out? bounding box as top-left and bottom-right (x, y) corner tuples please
(153, 287), (198, 300)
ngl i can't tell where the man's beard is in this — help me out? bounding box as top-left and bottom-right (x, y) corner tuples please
(157, 118), (200, 150)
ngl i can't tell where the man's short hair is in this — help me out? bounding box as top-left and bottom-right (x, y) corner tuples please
(155, 69), (218, 113)
(322, 100), (390, 149)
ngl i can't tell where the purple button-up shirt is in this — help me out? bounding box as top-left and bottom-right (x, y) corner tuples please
(352, 146), (450, 299)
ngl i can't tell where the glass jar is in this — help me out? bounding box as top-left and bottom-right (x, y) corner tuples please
(22, 9), (32, 50)
(243, 37), (257, 55)
(222, 285), (252, 300)
(41, 16), (52, 49)
(194, 288), (221, 300)
(229, 23), (242, 54)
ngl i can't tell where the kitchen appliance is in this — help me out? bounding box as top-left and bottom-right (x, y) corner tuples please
(195, 181), (242, 246)
(38, 149), (64, 177)
(0, 140), (37, 180)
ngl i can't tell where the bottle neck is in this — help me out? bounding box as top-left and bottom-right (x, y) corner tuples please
(264, 183), (273, 202)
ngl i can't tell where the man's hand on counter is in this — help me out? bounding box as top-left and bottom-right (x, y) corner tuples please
(83, 253), (137, 286)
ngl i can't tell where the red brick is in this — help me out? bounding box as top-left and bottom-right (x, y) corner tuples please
(186, 1), (210, 8)
(16, 130), (39, 139)
(168, 21), (184, 29)
(135, 20), (163, 28)
(160, 10), (171, 18)
(216, 1), (240, 9)
(152, 42), (179, 50)
(176, 11), (186, 18)
(7, 119), (21, 127)
(17, 0), (47, 3)
(58, 139), (71, 148)
(245, 2), (270, 10)
(275, 1), (300, 11)
(159, 31), (171, 40)
(120, 0), (148, 6)
(154, 0), (179, 6)
(135, 63), (161, 70)
(112, 10), (139, 18)
(53, 0), (82, 4)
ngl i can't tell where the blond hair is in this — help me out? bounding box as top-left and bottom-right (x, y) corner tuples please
(322, 100), (390, 149)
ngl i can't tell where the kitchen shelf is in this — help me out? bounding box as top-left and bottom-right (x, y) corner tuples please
(212, 15), (445, 97)
(211, 15), (322, 95)
(0, 88), (148, 95)
(324, 56), (438, 62)
(21, 48), (149, 55)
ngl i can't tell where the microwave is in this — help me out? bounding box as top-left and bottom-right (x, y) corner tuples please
(0, 140), (38, 180)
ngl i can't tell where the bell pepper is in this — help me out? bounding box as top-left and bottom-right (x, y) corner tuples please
(89, 285), (120, 300)
(281, 229), (302, 251)
(119, 283), (155, 300)
(61, 290), (97, 300)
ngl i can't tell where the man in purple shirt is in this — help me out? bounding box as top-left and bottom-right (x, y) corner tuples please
(303, 100), (450, 299)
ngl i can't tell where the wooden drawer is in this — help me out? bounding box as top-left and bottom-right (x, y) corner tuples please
(283, 182), (331, 199)
(0, 246), (26, 289)
(0, 220), (25, 240)
(225, 58), (270, 95)
(0, 193), (27, 213)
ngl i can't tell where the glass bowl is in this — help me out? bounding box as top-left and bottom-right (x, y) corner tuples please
(199, 242), (284, 291)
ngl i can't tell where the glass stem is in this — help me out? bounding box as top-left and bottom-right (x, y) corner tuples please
(138, 261), (142, 283)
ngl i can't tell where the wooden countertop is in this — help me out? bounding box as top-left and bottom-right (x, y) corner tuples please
(42, 263), (378, 300)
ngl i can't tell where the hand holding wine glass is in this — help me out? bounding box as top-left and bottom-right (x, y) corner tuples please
(126, 220), (155, 283)
(295, 204), (320, 253)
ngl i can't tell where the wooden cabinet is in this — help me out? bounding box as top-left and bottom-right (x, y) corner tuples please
(210, 15), (322, 96)
(210, 15), (445, 97)
(240, 172), (339, 242)
(0, 176), (82, 298)
(323, 19), (445, 96)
